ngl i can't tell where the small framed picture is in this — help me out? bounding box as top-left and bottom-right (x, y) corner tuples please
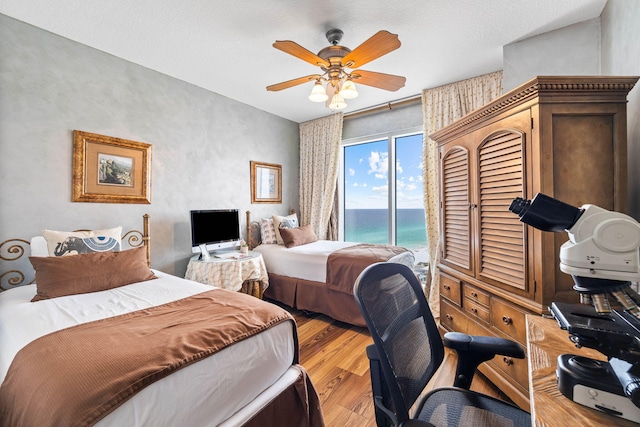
(250, 161), (282, 204)
(72, 130), (151, 204)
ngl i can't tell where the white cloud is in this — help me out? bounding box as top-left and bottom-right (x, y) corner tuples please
(373, 184), (388, 194)
(368, 151), (388, 178)
(349, 168), (355, 176)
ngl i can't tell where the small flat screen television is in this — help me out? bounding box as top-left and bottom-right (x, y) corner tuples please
(190, 209), (240, 255)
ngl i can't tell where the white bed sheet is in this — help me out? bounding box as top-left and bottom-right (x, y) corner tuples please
(254, 240), (415, 283)
(0, 271), (296, 426)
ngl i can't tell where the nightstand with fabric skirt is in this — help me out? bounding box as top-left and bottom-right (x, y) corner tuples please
(185, 251), (269, 299)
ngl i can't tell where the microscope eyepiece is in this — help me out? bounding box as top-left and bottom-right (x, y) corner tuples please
(508, 197), (530, 216)
(509, 193), (583, 232)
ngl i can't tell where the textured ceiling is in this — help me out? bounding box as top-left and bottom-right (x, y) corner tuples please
(0, 0), (608, 123)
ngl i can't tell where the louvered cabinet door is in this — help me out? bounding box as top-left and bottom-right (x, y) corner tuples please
(476, 130), (526, 291)
(440, 146), (473, 276)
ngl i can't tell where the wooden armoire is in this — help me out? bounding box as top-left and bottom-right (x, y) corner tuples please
(429, 76), (638, 409)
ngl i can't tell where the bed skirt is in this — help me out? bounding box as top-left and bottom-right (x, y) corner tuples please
(241, 364), (324, 427)
(264, 273), (366, 327)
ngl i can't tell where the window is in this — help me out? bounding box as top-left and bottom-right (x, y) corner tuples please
(340, 128), (428, 262)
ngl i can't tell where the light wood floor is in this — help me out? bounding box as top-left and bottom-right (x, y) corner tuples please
(287, 304), (511, 427)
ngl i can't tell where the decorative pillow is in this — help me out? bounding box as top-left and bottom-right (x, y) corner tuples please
(279, 225), (318, 248)
(279, 218), (298, 228)
(29, 236), (49, 257)
(272, 213), (299, 245)
(42, 226), (122, 257)
(259, 218), (277, 245)
(29, 246), (156, 302)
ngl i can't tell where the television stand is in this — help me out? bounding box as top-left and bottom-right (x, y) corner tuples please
(198, 243), (211, 261)
(185, 251), (268, 299)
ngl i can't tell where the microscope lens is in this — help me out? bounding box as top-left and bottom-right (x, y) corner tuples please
(625, 286), (640, 305)
(611, 290), (640, 318)
(591, 294), (612, 313)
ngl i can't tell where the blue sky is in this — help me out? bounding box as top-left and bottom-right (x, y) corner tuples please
(343, 133), (424, 209)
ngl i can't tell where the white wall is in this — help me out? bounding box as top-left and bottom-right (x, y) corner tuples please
(601, 0), (640, 220)
(503, 18), (601, 92)
(0, 14), (300, 278)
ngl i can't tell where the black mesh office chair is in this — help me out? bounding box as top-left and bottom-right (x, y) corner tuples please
(353, 262), (531, 427)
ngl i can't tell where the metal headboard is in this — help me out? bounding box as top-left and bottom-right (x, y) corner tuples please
(0, 214), (150, 292)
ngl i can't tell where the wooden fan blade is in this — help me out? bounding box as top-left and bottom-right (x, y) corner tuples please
(273, 40), (330, 67)
(266, 75), (321, 92)
(342, 31), (401, 68)
(351, 70), (406, 92)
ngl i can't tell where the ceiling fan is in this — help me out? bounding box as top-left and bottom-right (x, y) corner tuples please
(266, 29), (406, 110)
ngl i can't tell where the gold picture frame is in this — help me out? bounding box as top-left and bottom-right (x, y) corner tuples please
(72, 130), (152, 204)
(250, 161), (282, 204)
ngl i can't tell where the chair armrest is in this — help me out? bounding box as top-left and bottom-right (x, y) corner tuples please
(443, 332), (525, 389)
(444, 332), (525, 358)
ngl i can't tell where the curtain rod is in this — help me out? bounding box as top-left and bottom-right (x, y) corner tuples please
(343, 95), (421, 119)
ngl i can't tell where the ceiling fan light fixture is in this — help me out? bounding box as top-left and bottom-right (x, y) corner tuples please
(340, 79), (358, 99)
(329, 93), (347, 111)
(308, 81), (328, 102)
(268, 29), (404, 111)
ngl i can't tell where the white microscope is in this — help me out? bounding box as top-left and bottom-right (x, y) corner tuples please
(510, 193), (640, 422)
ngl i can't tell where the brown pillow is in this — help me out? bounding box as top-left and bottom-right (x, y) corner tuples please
(279, 224), (318, 248)
(29, 246), (156, 302)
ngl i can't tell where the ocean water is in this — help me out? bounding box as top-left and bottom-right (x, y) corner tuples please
(344, 209), (428, 251)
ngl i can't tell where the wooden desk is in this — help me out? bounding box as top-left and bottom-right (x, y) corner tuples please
(526, 314), (638, 426)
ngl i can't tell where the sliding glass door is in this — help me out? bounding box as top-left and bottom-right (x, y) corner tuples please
(341, 130), (427, 262)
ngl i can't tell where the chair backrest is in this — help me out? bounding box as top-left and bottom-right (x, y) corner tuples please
(354, 262), (445, 423)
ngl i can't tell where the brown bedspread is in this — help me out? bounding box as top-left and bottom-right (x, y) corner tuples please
(0, 289), (296, 427)
(326, 243), (409, 295)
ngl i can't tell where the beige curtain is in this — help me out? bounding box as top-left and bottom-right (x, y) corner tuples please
(299, 113), (344, 240)
(422, 70), (503, 317)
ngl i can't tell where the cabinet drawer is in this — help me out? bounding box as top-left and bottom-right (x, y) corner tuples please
(490, 298), (527, 345)
(440, 273), (461, 306)
(463, 297), (490, 323)
(440, 299), (467, 332)
(489, 352), (529, 390)
(463, 285), (490, 307)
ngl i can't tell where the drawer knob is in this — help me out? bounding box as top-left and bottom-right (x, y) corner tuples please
(446, 314), (453, 321)
(471, 292), (478, 298)
(503, 356), (514, 366)
(502, 316), (513, 325)
(471, 308), (478, 314)
(443, 284), (451, 291)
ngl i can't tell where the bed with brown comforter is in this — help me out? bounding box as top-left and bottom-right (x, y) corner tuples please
(0, 223), (324, 427)
(254, 241), (415, 326)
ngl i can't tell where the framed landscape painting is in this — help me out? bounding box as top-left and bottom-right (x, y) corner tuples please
(250, 161), (282, 204)
(72, 130), (152, 204)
